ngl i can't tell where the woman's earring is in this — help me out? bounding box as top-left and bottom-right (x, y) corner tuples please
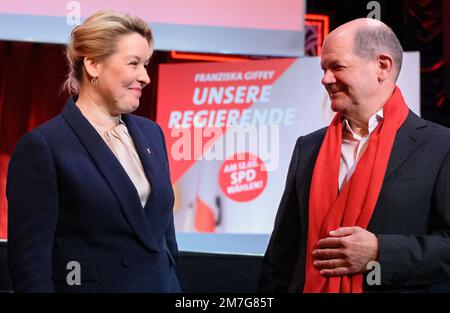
(91, 77), (98, 90)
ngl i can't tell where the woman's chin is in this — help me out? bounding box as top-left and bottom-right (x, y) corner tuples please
(118, 100), (140, 114)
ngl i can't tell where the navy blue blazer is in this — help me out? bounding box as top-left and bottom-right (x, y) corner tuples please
(259, 111), (450, 292)
(7, 97), (182, 292)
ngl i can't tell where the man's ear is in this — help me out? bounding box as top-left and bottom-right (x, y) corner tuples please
(377, 54), (394, 82)
(83, 57), (100, 79)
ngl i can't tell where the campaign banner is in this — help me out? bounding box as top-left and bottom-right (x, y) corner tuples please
(158, 53), (420, 234)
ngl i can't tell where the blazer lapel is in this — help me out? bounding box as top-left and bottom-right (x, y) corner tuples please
(121, 115), (157, 197)
(385, 111), (427, 177)
(61, 97), (159, 252)
(123, 115), (173, 243)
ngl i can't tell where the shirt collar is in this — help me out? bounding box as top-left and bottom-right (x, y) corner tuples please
(343, 108), (384, 140)
(118, 114), (125, 126)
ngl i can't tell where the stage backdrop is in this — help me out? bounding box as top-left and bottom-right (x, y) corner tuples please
(0, 0), (305, 56)
(157, 52), (421, 234)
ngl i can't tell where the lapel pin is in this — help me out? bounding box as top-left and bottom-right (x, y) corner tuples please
(147, 148), (151, 154)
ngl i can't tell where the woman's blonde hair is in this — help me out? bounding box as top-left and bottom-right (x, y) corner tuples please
(64, 11), (153, 94)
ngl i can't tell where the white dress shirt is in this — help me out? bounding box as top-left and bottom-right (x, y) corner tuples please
(339, 109), (384, 190)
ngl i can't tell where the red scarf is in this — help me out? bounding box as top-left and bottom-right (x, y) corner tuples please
(303, 87), (409, 293)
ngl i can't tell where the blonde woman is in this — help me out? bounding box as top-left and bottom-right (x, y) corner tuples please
(7, 11), (182, 293)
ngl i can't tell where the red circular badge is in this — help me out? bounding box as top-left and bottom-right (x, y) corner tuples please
(219, 153), (268, 202)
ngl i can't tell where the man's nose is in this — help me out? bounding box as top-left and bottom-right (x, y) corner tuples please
(321, 69), (336, 85)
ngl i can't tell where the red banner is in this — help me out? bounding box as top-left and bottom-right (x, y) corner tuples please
(157, 59), (295, 184)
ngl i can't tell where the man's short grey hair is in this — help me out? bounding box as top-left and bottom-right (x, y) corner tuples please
(353, 24), (403, 81)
